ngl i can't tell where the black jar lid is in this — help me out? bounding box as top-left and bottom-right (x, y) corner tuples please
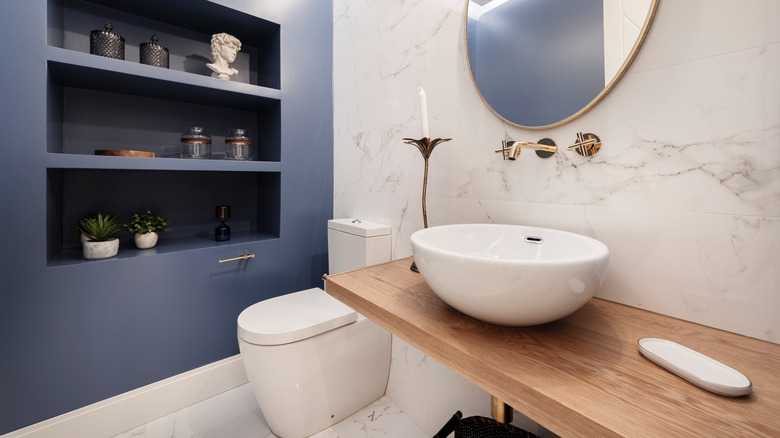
(140, 35), (168, 52)
(91, 22), (124, 41)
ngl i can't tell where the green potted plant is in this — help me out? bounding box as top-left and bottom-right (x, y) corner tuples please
(78, 213), (122, 259)
(124, 210), (171, 249)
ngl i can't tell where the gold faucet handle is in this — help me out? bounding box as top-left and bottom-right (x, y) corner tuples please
(568, 132), (602, 157)
(494, 139), (512, 160)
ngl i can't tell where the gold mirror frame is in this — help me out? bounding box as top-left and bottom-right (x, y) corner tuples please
(465, 0), (659, 130)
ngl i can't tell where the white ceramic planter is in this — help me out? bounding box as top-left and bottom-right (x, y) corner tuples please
(82, 238), (119, 260)
(134, 232), (159, 249)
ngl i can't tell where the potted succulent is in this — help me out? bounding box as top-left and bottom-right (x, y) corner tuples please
(124, 210), (171, 249)
(78, 213), (122, 259)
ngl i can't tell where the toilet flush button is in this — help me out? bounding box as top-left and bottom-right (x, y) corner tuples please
(638, 338), (752, 397)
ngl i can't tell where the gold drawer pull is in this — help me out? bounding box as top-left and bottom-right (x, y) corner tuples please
(218, 252), (255, 263)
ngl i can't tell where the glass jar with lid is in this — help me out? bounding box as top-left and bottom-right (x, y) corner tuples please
(225, 129), (253, 161)
(180, 127), (212, 159)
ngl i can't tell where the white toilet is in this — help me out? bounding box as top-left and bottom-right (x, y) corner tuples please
(237, 219), (392, 438)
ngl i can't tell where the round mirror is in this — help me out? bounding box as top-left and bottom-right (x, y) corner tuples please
(466, 0), (658, 130)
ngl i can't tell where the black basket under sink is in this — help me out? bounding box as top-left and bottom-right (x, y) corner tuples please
(433, 411), (539, 438)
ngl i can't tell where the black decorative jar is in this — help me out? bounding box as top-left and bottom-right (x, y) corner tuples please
(140, 35), (169, 68)
(90, 23), (125, 60)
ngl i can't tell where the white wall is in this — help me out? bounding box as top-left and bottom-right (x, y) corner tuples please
(603, 0), (653, 85)
(334, 0), (779, 344)
(386, 335), (555, 437)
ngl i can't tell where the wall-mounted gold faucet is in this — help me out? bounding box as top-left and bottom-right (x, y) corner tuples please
(494, 138), (557, 160)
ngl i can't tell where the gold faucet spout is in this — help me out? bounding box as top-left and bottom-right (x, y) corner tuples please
(495, 139), (557, 160)
(513, 141), (557, 153)
(494, 139), (520, 160)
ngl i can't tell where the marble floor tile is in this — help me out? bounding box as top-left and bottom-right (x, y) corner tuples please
(111, 384), (427, 438)
(314, 396), (429, 438)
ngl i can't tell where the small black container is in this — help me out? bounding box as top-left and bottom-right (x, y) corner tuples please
(140, 35), (169, 68)
(215, 205), (231, 241)
(90, 23), (125, 60)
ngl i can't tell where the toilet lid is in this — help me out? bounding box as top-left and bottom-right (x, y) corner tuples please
(237, 288), (357, 346)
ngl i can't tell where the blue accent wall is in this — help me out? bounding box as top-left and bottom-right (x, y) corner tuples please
(0, 0), (333, 433)
(469, 0), (604, 126)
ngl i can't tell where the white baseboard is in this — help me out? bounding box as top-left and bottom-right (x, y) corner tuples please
(2, 355), (249, 438)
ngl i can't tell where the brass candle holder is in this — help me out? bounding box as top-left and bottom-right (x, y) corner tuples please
(403, 136), (452, 272)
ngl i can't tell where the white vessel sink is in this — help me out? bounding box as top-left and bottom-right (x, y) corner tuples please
(410, 224), (609, 326)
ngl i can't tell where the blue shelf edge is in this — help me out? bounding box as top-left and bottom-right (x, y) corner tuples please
(47, 231), (279, 268)
(46, 153), (282, 172)
(47, 46), (282, 105)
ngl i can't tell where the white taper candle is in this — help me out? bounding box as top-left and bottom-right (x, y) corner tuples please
(418, 87), (429, 138)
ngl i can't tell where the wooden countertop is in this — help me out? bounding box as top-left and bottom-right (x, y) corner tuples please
(325, 258), (780, 438)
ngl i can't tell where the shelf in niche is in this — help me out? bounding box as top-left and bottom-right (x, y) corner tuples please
(47, 153), (282, 172)
(48, 230), (278, 268)
(47, 48), (282, 162)
(83, 0), (278, 52)
(48, 47), (281, 110)
(49, 0), (280, 89)
(46, 169), (281, 268)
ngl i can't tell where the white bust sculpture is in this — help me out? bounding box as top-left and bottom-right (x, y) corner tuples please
(207, 33), (241, 80)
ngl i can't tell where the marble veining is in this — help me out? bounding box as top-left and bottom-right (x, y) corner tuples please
(333, 0), (780, 343)
(385, 335), (556, 437)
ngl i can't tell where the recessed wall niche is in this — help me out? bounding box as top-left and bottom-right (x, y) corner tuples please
(44, 0), (284, 266)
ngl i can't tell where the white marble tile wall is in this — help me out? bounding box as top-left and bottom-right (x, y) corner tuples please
(386, 335), (555, 437)
(333, 0), (780, 345)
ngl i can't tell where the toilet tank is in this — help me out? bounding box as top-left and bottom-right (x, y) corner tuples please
(327, 219), (391, 274)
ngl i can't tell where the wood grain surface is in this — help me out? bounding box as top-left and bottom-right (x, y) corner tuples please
(325, 258), (780, 438)
(95, 149), (155, 157)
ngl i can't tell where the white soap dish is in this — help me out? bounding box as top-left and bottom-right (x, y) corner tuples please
(638, 338), (752, 397)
